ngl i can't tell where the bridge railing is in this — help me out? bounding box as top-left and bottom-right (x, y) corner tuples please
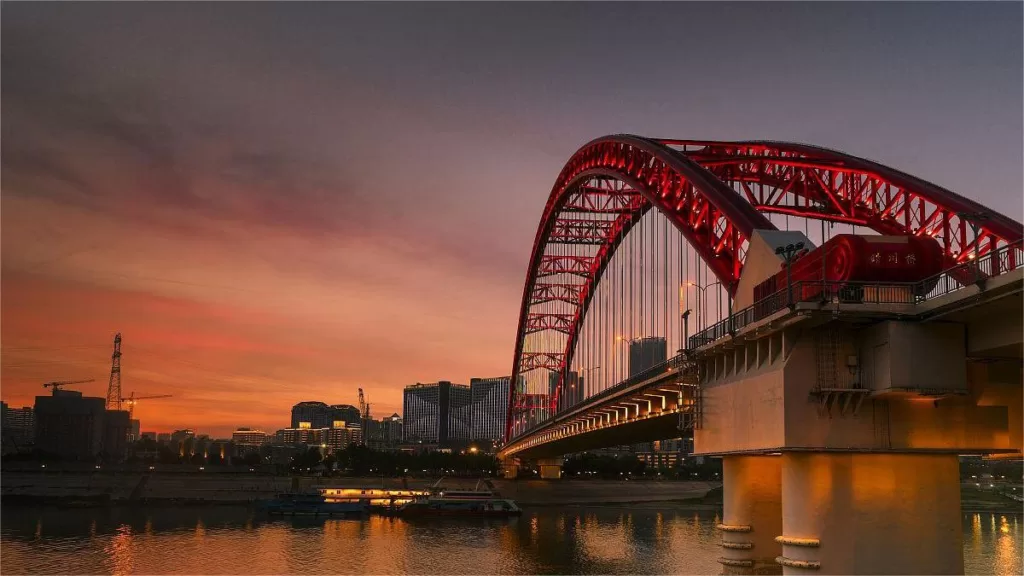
(688, 241), (1024, 349)
(916, 241), (1023, 301)
(508, 353), (693, 443)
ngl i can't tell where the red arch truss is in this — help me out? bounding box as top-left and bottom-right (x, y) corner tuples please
(506, 135), (1023, 441)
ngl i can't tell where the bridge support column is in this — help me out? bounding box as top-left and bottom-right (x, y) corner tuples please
(538, 457), (563, 479)
(501, 458), (520, 480)
(778, 452), (962, 575)
(719, 455), (782, 575)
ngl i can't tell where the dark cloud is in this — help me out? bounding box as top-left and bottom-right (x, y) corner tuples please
(2, 2), (1020, 285)
(1, 24), (363, 240)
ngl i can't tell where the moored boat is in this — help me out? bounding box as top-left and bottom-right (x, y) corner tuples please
(263, 491), (369, 517)
(396, 479), (522, 517)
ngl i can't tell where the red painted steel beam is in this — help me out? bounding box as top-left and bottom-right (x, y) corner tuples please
(665, 139), (1024, 260)
(506, 135), (776, 441)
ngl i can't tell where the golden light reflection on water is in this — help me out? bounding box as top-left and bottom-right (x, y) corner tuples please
(964, 512), (1022, 576)
(104, 524), (133, 576)
(359, 515), (410, 573)
(577, 516), (630, 562)
(1, 508), (1019, 575)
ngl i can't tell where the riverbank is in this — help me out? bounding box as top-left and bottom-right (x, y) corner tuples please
(0, 471), (721, 508)
(2, 472), (1020, 514)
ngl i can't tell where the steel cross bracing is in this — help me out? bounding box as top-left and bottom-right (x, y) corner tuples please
(671, 140), (1024, 267)
(506, 134), (1024, 443)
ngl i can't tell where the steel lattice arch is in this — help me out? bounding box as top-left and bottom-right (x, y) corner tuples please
(505, 134), (1023, 442)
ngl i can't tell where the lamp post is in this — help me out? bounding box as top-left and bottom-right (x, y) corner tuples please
(683, 281), (707, 332)
(685, 280), (727, 332)
(775, 242), (806, 307)
(580, 365), (600, 402)
(681, 309), (691, 352)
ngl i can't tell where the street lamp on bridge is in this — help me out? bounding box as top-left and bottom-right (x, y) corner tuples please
(775, 242), (805, 307)
(684, 280), (730, 333)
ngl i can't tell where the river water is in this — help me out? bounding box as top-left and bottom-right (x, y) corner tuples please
(1, 505), (1020, 574)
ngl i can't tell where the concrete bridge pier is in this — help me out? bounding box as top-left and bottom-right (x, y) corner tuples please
(719, 455), (783, 575)
(778, 453), (963, 575)
(501, 458), (520, 480)
(538, 457), (563, 479)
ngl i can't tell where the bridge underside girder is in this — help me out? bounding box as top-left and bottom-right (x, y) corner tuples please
(508, 412), (684, 460)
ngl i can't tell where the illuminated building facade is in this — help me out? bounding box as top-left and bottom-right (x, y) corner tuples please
(403, 381), (471, 446)
(232, 428), (268, 454)
(469, 377), (509, 442)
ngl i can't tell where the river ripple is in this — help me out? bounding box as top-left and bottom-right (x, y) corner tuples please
(1, 506), (1019, 574)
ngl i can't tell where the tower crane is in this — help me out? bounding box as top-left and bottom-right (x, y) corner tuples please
(42, 379), (95, 393)
(120, 392), (173, 419)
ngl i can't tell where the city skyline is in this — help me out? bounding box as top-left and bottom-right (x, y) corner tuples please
(3, 3), (1021, 438)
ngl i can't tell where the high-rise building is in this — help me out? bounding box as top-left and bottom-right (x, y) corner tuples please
(328, 404), (361, 428)
(449, 384), (472, 444)
(403, 381), (471, 446)
(232, 428), (268, 455)
(141, 432), (158, 441)
(278, 427), (321, 445)
(1, 402), (35, 450)
(34, 390), (107, 461)
(291, 401), (330, 429)
(325, 423), (362, 452)
(129, 419), (141, 443)
(629, 337), (668, 377)
(103, 410), (131, 461)
(156, 432), (171, 443)
(548, 371), (583, 413)
(366, 413), (403, 450)
(469, 377), (509, 442)
(634, 437), (694, 469)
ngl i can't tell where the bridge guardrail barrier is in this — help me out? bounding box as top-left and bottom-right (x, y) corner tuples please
(508, 353), (697, 443)
(688, 241), (1023, 350)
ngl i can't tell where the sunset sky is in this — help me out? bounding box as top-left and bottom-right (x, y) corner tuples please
(3, 3), (1021, 437)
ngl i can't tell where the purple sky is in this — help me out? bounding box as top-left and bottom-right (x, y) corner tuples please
(3, 2), (1021, 436)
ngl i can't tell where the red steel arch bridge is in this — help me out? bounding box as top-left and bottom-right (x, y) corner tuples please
(501, 134), (1023, 459)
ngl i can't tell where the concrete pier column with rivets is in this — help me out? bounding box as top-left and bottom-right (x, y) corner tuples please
(719, 455), (783, 575)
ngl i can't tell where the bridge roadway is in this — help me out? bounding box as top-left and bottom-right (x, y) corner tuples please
(500, 354), (697, 467)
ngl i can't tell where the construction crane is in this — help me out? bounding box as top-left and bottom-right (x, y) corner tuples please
(120, 392), (173, 419)
(42, 379), (95, 394)
(358, 388), (370, 446)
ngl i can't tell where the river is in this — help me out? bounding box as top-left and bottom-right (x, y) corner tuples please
(1, 505), (1020, 574)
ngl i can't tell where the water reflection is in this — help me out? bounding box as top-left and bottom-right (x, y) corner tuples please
(964, 513), (1022, 576)
(0, 506), (1018, 575)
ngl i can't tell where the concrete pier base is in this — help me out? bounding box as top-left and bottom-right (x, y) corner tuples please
(779, 453), (963, 575)
(502, 460), (520, 480)
(538, 457), (563, 479)
(720, 455), (783, 575)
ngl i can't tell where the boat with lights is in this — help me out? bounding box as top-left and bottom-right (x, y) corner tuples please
(396, 478), (522, 517)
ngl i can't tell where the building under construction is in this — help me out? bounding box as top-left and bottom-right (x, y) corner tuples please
(34, 387), (130, 461)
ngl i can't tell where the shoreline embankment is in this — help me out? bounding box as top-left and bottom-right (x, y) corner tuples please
(2, 471), (1020, 514)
